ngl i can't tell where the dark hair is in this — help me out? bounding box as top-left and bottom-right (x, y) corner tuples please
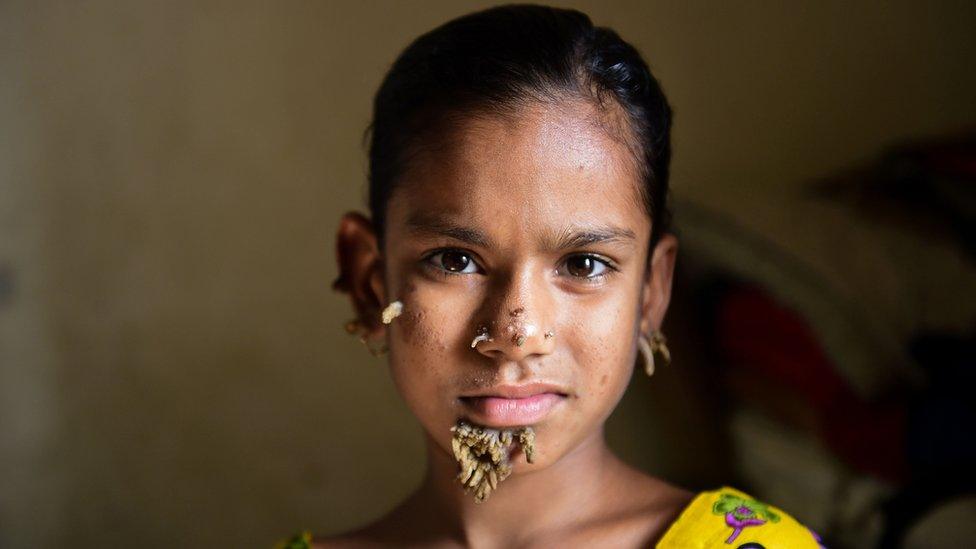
(365, 3), (673, 264)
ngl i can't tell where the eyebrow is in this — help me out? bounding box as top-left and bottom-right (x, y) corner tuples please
(405, 212), (637, 251)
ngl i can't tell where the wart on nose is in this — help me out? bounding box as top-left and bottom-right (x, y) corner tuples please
(502, 320), (538, 347)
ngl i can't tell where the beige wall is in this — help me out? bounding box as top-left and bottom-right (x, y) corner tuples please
(1, 1), (974, 547)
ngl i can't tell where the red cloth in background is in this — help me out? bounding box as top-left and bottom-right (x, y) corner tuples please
(715, 284), (908, 482)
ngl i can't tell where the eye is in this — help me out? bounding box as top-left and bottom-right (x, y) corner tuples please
(425, 249), (480, 275)
(560, 254), (614, 280)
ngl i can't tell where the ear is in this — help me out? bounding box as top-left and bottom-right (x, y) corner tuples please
(638, 233), (678, 335)
(334, 211), (388, 337)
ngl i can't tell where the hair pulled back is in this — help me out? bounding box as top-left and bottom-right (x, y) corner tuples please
(365, 3), (673, 259)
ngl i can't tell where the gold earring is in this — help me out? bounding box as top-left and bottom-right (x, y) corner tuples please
(638, 329), (670, 377)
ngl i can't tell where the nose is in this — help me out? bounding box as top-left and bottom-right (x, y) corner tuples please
(472, 268), (555, 362)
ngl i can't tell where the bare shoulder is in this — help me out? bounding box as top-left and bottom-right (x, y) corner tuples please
(612, 462), (694, 513)
(641, 476), (696, 542)
(570, 466), (695, 547)
(629, 473), (695, 531)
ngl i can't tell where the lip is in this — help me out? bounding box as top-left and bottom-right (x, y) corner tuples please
(460, 382), (569, 400)
(459, 383), (568, 427)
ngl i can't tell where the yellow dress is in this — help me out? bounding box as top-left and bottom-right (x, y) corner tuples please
(276, 486), (824, 548)
(656, 486), (824, 548)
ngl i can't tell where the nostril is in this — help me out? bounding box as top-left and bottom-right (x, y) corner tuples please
(470, 317), (550, 354)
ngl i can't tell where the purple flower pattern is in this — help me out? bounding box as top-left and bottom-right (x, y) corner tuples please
(712, 494), (781, 544)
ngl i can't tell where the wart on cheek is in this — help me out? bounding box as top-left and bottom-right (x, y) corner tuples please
(381, 300), (403, 324)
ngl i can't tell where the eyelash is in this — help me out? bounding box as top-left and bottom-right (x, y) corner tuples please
(422, 248), (620, 284)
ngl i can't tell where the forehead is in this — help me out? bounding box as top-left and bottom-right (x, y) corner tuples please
(390, 101), (648, 246)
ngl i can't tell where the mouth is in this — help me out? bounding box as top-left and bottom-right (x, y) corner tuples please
(459, 383), (569, 427)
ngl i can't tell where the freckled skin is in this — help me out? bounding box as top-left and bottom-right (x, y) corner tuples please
(332, 100), (686, 547)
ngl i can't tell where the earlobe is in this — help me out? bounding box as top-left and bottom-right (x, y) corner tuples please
(335, 211), (387, 334)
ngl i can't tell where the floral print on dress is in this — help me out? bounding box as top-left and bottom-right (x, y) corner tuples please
(712, 493), (781, 544)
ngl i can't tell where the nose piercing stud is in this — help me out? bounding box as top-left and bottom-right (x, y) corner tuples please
(545, 330), (554, 339)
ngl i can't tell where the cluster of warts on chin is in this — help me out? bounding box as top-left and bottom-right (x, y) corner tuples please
(450, 419), (536, 503)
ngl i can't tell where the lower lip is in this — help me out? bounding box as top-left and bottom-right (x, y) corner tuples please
(460, 393), (565, 427)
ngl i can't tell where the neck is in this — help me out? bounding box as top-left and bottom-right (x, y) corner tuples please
(414, 425), (621, 547)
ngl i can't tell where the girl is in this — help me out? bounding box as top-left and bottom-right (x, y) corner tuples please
(285, 4), (822, 548)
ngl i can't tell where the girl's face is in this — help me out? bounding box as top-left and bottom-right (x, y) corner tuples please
(347, 100), (676, 471)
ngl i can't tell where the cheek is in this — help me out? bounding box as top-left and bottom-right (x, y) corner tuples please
(386, 284), (471, 400)
(568, 295), (637, 401)
(394, 291), (448, 356)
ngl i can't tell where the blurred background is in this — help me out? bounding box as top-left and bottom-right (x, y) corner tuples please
(2, 1), (975, 547)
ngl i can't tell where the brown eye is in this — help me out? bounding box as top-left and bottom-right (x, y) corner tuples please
(428, 250), (479, 274)
(564, 254), (609, 279)
(442, 251), (470, 271)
